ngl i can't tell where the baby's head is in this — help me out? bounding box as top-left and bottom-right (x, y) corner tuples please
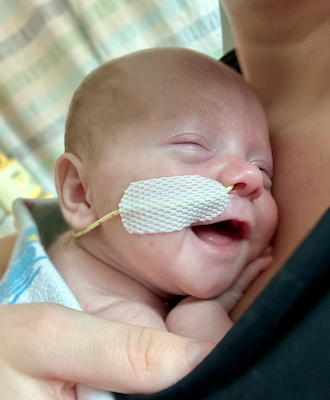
(56, 47), (278, 299)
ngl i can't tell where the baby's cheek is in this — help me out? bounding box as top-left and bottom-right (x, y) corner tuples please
(131, 233), (176, 263)
(258, 193), (278, 238)
(264, 195), (279, 240)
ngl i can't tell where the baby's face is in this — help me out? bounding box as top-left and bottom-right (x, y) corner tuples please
(84, 53), (278, 299)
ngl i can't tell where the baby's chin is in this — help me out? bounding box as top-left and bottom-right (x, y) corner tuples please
(176, 280), (234, 300)
(175, 255), (249, 300)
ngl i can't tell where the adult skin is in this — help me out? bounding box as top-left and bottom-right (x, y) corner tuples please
(0, 241), (213, 397)
(222, 0), (330, 320)
(1, 0), (330, 396)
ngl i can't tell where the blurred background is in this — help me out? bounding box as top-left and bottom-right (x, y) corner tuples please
(0, 0), (232, 237)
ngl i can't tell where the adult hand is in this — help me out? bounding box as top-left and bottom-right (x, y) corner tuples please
(0, 302), (215, 398)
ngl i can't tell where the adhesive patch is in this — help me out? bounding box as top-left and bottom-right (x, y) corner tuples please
(118, 175), (230, 234)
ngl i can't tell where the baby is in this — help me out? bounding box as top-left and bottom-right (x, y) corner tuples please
(47, 47), (278, 345)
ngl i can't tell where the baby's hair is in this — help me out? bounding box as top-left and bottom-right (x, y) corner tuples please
(64, 56), (138, 165)
(64, 62), (118, 163)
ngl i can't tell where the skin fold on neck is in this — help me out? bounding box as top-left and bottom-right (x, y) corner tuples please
(223, 0), (330, 320)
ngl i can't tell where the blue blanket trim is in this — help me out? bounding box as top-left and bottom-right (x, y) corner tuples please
(0, 226), (45, 304)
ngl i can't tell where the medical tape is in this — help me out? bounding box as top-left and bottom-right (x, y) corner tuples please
(72, 175), (232, 237)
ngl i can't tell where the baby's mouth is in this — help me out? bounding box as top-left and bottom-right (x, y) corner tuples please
(191, 220), (249, 243)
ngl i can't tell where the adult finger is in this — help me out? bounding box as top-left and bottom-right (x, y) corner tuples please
(0, 303), (215, 394)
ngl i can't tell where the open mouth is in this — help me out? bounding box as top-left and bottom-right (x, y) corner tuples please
(191, 220), (249, 241)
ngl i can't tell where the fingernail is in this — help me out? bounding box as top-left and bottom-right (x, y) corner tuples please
(187, 341), (215, 369)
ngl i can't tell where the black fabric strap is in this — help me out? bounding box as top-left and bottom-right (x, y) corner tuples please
(220, 49), (241, 74)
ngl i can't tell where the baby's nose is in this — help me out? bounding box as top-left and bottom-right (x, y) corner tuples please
(220, 163), (264, 200)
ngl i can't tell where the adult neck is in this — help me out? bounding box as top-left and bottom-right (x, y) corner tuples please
(223, 0), (330, 320)
(221, 0), (330, 110)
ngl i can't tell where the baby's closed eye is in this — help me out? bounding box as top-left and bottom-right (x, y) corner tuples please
(168, 133), (213, 163)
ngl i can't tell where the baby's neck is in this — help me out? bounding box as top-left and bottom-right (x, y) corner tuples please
(47, 232), (170, 318)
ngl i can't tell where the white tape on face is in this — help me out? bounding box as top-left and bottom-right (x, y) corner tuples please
(118, 175), (230, 234)
(72, 175), (231, 238)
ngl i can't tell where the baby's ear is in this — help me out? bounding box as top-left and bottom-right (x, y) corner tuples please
(55, 153), (97, 231)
